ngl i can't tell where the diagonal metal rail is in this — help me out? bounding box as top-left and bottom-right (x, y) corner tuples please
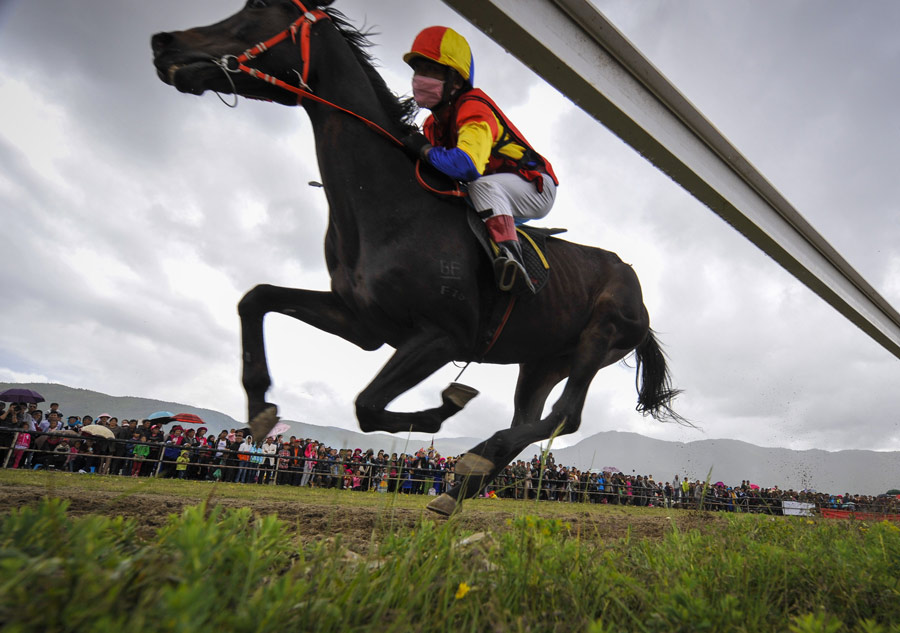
(442, 0), (900, 359)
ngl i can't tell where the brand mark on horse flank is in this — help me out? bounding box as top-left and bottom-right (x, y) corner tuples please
(440, 285), (466, 301)
(440, 260), (462, 280)
(439, 261), (465, 300)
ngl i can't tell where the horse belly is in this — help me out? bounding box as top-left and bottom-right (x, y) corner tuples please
(480, 249), (647, 363)
(334, 258), (482, 350)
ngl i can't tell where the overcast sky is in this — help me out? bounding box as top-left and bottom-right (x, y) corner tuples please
(1, 0), (899, 454)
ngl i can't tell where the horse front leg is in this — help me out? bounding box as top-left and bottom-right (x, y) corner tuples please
(238, 284), (383, 438)
(354, 330), (478, 435)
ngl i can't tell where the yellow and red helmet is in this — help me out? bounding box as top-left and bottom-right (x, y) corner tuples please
(403, 26), (474, 86)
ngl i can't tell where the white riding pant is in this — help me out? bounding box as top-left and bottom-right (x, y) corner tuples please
(467, 172), (557, 221)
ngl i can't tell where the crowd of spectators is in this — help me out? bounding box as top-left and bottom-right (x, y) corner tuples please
(2, 400), (899, 517)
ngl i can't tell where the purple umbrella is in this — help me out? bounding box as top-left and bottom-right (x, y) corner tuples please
(0, 388), (45, 404)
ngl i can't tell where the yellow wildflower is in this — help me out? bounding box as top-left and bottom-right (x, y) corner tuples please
(455, 582), (471, 600)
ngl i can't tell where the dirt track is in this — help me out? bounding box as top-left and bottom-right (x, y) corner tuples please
(2, 482), (721, 550)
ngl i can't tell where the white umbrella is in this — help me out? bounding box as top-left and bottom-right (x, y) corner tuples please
(81, 424), (115, 439)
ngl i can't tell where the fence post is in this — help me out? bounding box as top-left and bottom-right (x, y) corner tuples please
(2, 431), (16, 469)
(154, 447), (164, 477)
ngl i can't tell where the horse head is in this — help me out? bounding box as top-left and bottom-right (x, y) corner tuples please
(152, 0), (416, 135)
(151, 0), (335, 106)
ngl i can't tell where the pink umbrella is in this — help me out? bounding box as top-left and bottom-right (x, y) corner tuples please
(266, 422), (290, 438)
(749, 484), (760, 490)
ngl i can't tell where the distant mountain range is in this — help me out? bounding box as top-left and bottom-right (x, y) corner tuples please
(548, 432), (900, 497)
(4, 382), (897, 495)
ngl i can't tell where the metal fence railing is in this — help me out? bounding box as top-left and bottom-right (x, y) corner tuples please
(2, 427), (898, 518)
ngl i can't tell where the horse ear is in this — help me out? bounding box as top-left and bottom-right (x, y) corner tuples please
(315, 0), (335, 6)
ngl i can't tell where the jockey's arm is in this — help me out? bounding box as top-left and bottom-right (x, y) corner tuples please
(425, 103), (498, 182)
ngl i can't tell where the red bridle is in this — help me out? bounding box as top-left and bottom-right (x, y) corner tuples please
(219, 0), (323, 98)
(217, 0), (466, 199)
(218, 0), (405, 146)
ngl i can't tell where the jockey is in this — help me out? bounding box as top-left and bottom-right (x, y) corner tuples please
(401, 26), (558, 294)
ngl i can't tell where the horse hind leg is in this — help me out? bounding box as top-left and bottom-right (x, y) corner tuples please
(429, 313), (637, 515)
(427, 357), (569, 516)
(511, 357), (571, 428)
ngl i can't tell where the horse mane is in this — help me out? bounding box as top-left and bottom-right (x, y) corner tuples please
(318, 5), (419, 134)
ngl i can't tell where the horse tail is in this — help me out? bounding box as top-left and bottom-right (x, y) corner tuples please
(634, 329), (688, 424)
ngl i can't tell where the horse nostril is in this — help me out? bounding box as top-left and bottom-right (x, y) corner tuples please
(151, 32), (174, 55)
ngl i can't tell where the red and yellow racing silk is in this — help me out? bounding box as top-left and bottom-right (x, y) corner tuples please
(423, 88), (558, 191)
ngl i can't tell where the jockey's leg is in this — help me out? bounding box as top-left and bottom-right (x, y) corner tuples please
(468, 173), (556, 295)
(483, 213), (533, 294)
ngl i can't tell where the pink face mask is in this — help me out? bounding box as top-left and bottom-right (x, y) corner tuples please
(412, 74), (444, 109)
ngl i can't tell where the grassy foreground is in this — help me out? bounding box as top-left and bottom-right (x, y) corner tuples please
(2, 476), (900, 632)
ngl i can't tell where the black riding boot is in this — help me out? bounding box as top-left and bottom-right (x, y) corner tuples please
(483, 212), (535, 295)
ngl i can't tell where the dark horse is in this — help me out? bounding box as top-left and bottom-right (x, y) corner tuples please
(151, 0), (681, 515)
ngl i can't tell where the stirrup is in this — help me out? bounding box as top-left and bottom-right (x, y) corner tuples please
(493, 245), (535, 294)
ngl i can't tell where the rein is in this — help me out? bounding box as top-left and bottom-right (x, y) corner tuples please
(215, 0), (465, 200)
(415, 162), (467, 199)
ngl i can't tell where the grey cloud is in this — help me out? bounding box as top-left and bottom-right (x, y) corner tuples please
(2, 0), (899, 459)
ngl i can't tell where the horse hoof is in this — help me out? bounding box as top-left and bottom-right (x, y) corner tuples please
(249, 404), (279, 444)
(426, 493), (458, 517)
(454, 452), (494, 477)
(442, 383), (479, 409)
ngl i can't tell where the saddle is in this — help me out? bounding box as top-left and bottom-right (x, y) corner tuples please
(466, 210), (565, 294)
(416, 160), (566, 294)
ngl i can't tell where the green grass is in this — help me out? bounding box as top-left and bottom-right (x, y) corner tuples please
(0, 469), (671, 518)
(1, 468), (416, 507)
(2, 473), (900, 632)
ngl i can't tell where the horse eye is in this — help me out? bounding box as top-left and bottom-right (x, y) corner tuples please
(247, 0), (268, 8)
